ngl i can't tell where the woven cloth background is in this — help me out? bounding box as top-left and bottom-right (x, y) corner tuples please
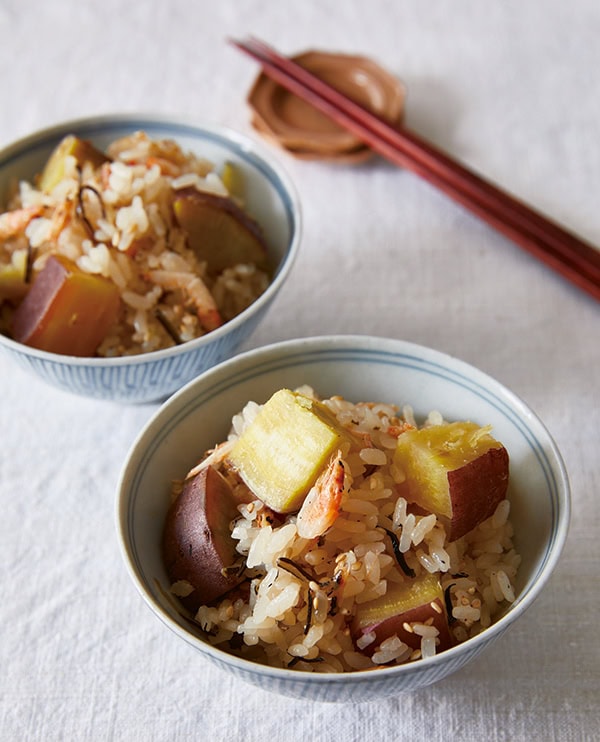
(1, 1), (598, 739)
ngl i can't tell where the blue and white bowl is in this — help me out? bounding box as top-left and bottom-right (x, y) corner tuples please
(116, 335), (570, 702)
(0, 114), (301, 403)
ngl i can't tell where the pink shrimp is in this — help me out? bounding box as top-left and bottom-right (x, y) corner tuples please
(146, 268), (223, 331)
(387, 421), (415, 438)
(144, 156), (181, 177)
(296, 452), (348, 540)
(46, 199), (76, 241)
(0, 206), (43, 241)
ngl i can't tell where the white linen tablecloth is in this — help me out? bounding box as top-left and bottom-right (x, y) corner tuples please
(1, 1), (598, 740)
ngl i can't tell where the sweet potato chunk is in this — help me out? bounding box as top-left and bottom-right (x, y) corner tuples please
(228, 389), (350, 513)
(38, 135), (109, 193)
(394, 422), (509, 540)
(353, 573), (452, 654)
(173, 188), (268, 275)
(163, 465), (242, 612)
(11, 255), (120, 356)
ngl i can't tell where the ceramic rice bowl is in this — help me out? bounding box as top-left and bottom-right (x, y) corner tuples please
(0, 114), (301, 403)
(116, 336), (570, 702)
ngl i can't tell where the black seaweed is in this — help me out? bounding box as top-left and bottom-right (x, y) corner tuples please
(77, 184), (105, 239)
(287, 655), (324, 668)
(304, 585), (313, 635)
(276, 557), (320, 584)
(329, 595), (338, 617)
(378, 526), (416, 578)
(155, 308), (183, 345)
(444, 583), (457, 624)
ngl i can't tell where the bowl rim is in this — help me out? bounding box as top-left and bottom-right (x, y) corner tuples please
(0, 112), (302, 366)
(116, 334), (571, 684)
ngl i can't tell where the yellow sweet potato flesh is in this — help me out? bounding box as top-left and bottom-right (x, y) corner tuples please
(38, 135), (109, 193)
(220, 161), (245, 199)
(394, 421), (509, 540)
(0, 249), (28, 301)
(353, 573), (452, 652)
(228, 389), (349, 513)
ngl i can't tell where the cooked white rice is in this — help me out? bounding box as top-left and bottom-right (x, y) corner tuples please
(174, 387), (521, 673)
(0, 131), (270, 355)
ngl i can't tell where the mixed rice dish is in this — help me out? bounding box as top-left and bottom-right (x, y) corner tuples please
(163, 386), (520, 673)
(0, 132), (270, 357)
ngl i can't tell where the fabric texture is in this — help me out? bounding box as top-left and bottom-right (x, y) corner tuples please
(1, 1), (598, 739)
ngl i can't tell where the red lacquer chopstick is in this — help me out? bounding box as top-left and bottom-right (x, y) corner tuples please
(231, 37), (600, 301)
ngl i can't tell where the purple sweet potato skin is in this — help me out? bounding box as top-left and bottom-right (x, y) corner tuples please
(354, 597), (453, 655)
(447, 446), (509, 540)
(163, 466), (241, 612)
(11, 254), (120, 356)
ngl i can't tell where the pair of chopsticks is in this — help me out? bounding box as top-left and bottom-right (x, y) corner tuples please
(231, 37), (600, 302)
